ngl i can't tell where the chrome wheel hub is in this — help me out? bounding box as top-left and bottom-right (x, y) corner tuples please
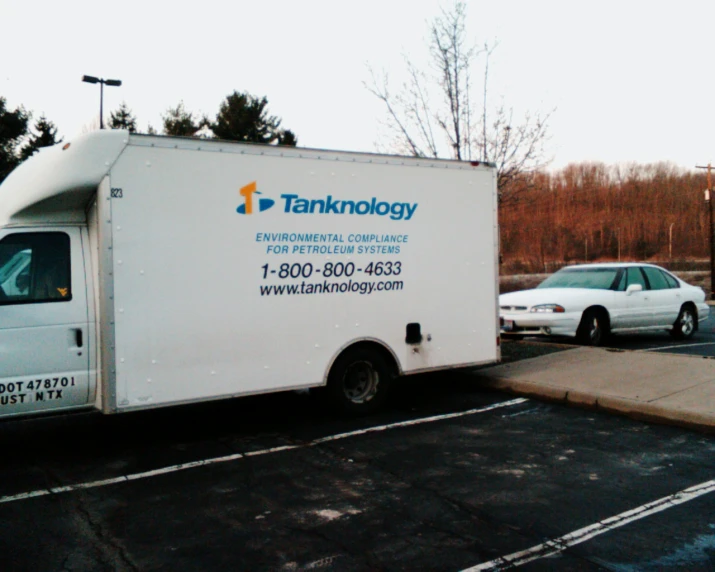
(680, 312), (694, 336)
(343, 361), (379, 404)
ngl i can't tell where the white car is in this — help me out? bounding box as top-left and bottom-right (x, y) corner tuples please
(500, 263), (710, 346)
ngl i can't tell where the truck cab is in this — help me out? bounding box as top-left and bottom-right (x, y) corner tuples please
(0, 228), (92, 415)
(0, 130), (128, 418)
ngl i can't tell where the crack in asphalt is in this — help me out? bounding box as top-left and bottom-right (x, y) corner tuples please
(72, 492), (139, 572)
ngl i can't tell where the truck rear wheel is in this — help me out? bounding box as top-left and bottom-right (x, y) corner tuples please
(327, 347), (393, 414)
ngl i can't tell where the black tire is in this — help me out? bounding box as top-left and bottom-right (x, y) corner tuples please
(326, 347), (394, 414)
(670, 305), (696, 340)
(577, 308), (609, 346)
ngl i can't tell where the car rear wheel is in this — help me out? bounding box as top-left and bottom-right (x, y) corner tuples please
(577, 308), (609, 346)
(670, 305), (696, 340)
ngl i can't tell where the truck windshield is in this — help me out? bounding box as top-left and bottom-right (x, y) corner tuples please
(537, 267), (620, 290)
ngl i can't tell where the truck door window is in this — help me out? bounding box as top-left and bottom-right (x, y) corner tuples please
(0, 233), (71, 305)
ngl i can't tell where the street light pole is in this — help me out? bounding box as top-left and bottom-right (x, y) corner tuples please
(669, 222), (675, 260)
(696, 163), (714, 298)
(82, 75), (122, 129)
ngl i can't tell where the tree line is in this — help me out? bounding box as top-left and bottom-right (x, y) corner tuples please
(0, 90), (297, 184)
(3, 1), (705, 275)
(499, 162), (711, 274)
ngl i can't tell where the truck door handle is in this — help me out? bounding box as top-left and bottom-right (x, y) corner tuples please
(75, 328), (83, 348)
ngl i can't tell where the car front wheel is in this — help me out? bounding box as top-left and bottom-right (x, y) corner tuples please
(577, 308), (609, 346)
(670, 305), (696, 340)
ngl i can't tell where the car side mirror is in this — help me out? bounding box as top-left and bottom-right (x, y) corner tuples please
(626, 284), (643, 295)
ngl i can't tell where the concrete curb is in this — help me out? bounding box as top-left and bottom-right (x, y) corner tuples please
(476, 374), (715, 434)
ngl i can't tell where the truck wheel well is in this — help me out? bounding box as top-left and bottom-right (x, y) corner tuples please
(325, 340), (400, 384)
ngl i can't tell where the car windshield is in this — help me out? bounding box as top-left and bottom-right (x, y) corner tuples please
(537, 267), (620, 290)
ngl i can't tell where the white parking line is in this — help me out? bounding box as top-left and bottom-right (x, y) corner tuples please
(640, 342), (715, 352)
(0, 398), (528, 505)
(461, 478), (715, 571)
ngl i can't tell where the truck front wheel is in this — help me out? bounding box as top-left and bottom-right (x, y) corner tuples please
(327, 347), (393, 414)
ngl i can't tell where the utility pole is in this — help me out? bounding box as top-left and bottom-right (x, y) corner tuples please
(696, 163), (714, 298)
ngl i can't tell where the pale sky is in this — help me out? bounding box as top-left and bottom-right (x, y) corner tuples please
(2, 0), (714, 171)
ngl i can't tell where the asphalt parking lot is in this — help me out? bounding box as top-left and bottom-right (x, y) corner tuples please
(511, 313), (715, 359)
(2, 340), (715, 572)
(607, 316), (715, 357)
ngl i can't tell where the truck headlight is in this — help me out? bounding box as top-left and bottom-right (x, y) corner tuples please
(530, 304), (565, 313)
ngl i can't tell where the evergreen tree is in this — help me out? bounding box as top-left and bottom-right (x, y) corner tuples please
(109, 102), (137, 132)
(163, 102), (200, 136)
(20, 116), (63, 160)
(0, 97), (29, 183)
(278, 129), (298, 146)
(211, 91), (296, 146)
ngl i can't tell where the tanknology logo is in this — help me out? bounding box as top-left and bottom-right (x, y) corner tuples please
(236, 182), (275, 214)
(235, 181), (418, 221)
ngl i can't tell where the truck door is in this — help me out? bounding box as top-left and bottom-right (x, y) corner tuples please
(0, 229), (91, 417)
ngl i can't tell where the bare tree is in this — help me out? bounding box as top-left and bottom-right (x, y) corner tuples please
(430, 1), (474, 161)
(484, 105), (552, 203)
(366, 1), (552, 205)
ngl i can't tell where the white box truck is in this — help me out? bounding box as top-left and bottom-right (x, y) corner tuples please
(0, 130), (500, 419)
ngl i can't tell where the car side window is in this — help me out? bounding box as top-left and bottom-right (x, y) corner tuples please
(614, 269), (627, 291)
(642, 267), (669, 290)
(0, 232), (72, 305)
(626, 267), (647, 289)
(661, 271), (679, 289)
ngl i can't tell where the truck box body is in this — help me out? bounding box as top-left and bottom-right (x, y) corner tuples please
(0, 131), (500, 418)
